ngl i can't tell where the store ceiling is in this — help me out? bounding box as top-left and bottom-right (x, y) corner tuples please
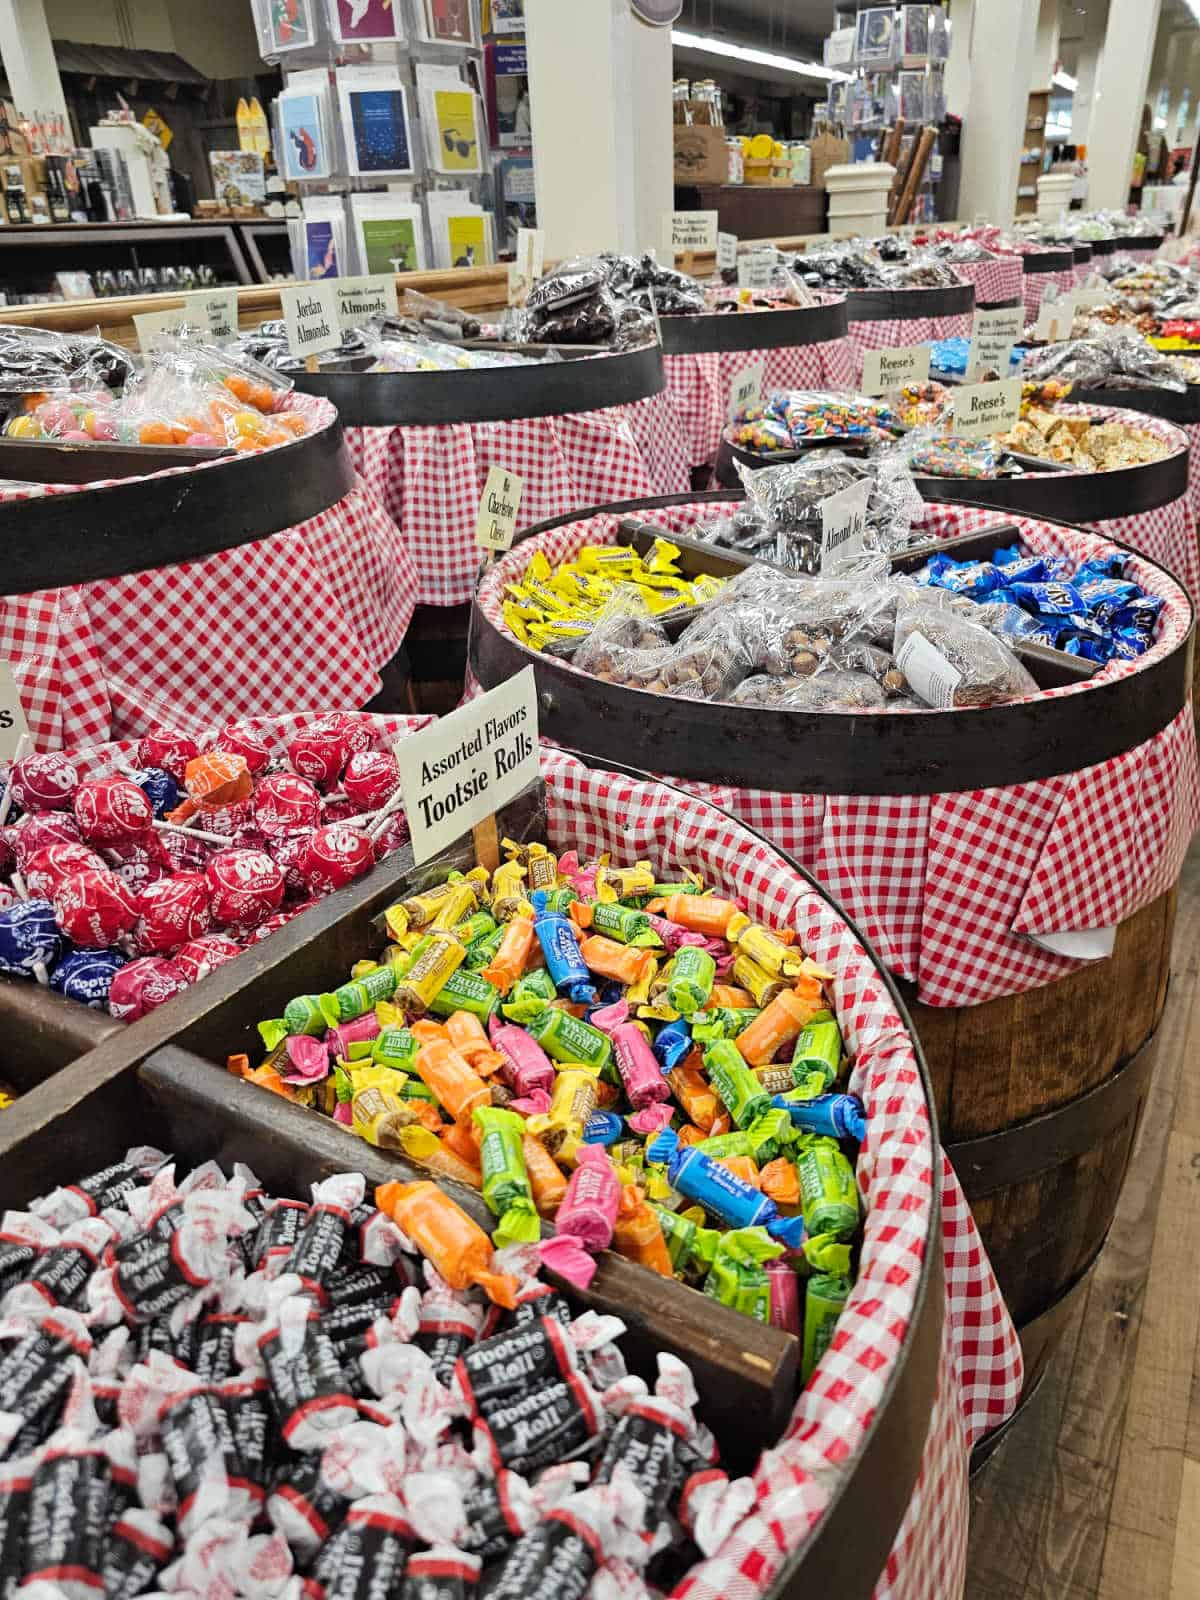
(674, 0), (829, 60)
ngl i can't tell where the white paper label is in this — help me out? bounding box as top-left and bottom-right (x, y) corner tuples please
(1028, 925), (1118, 960)
(727, 360), (764, 421)
(396, 667), (539, 865)
(861, 343), (930, 396)
(475, 465), (525, 553)
(0, 664), (29, 762)
(648, 287), (663, 345)
(951, 377), (1023, 440)
(717, 231), (738, 271)
(185, 288), (240, 340)
(280, 282), (341, 358)
(1034, 292), (1075, 342)
(820, 479), (870, 570)
(132, 307), (190, 350)
(1072, 286), (1113, 309)
(896, 630), (962, 709)
(970, 305), (1023, 378)
(334, 274), (398, 329)
(668, 209), (719, 252)
(516, 227), (545, 283)
(737, 249), (774, 291)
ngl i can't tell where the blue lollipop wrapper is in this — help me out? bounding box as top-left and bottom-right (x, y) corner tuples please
(49, 947), (128, 1006)
(134, 766), (182, 819)
(0, 899), (63, 975)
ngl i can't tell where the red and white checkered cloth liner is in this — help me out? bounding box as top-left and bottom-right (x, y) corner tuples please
(538, 749), (1021, 1600)
(0, 394), (420, 748)
(1074, 259), (1092, 285)
(951, 255), (1023, 307)
(845, 313), (974, 389)
(345, 373), (693, 608)
(663, 338), (856, 470)
(478, 500), (1199, 1008)
(1022, 263), (1077, 324)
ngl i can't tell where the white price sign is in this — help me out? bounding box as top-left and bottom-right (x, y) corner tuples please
(667, 209), (719, 253)
(0, 665), (29, 762)
(475, 466), (525, 553)
(896, 630), (962, 709)
(185, 288), (240, 340)
(516, 227), (545, 282)
(820, 479), (870, 571)
(334, 275), (398, 329)
(860, 343), (930, 396)
(951, 376), (1023, 440)
(132, 307), (190, 350)
(279, 282), (341, 360)
(716, 231), (738, 272)
(970, 305), (1023, 378)
(1034, 291), (1075, 342)
(737, 249), (775, 291)
(727, 360), (764, 421)
(396, 667), (539, 865)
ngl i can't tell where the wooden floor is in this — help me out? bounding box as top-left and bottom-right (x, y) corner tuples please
(967, 837), (1200, 1600)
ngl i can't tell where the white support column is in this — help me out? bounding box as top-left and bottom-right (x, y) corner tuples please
(0, 0), (69, 127)
(957, 0), (1039, 223)
(1029, 0), (1059, 93)
(525, 0), (673, 260)
(1086, 0), (1164, 210)
(944, 0), (974, 121)
(1071, 0), (1109, 149)
(1164, 33), (1196, 147)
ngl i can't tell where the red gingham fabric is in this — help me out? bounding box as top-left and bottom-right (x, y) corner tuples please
(846, 313), (974, 389)
(478, 500), (1199, 1009)
(0, 395), (420, 748)
(951, 255), (1023, 307)
(538, 750), (1021, 1600)
(346, 367), (692, 608)
(1022, 263), (1077, 323)
(660, 294), (856, 469)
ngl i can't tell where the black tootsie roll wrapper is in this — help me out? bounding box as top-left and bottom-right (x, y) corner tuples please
(23, 1442), (112, 1597)
(457, 1317), (600, 1477)
(109, 1230), (212, 1325)
(132, 1201), (185, 1244)
(222, 1377), (272, 1493)
(282, 1175), (366, 1301)
(338, 1202), (380, 1269)
(267, 1452), (351, 1567)
(0, 1461), (32, 1600)
(415, 1314), (481, 1390)
(249, 1200), (309, 1271)
(485, 1509), (603, 1600)
(25, 1239), (104, 1311)
(0, 1314), (91, 1453)
(398, 1548), (480, 1600)
(194, 1315), (252, 1383)
(99, 1508), (172, 1600)
(592, 1403), (686, 1531)
(0, 1241), (39, 1295)
(325, 1299), (396, 1373)
(257, 1301), (357, 1449)
(317, 1497), (412, 1600)
(325, 1266), (400, 1310)
(134, 1319), (178, 1367)
(505, 1284), (573, 1331)
(32, 1151), (166, 1228)
(456, 1317), (576, 1411)
(158, 1388), (252, 1525)
(459, 1469), (532, 1563)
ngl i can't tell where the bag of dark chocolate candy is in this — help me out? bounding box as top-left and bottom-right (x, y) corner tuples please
(893, 583), (1039, 708)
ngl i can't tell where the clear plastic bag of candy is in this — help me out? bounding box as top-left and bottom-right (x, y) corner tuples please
(1022, 330), (1187, 392)
(779, 668), (888, 709)
(0, 324), (134, 402)
(902, 426), (1000, 479)
(892, 581), (1039, 708)
(878, 252), (963, 289)
(779, 390), (897, 442)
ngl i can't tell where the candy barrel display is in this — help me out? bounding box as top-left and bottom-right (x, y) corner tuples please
(1018, 248), (1076, 323)
(1073, 244), (1094, 283)
(0, 754), (1020, 1597)
(294, 342), (689, 611)
(0, 393), (420, 746)
(946, 254), (1023, 310)
(843, 282), (975, 390)
(468, 495), (1198, 1392)
(658, 294), (856, 472)
(1123, 233), (1167, 257)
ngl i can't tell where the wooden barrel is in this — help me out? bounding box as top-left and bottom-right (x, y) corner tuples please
(468, 492), (1196, 1403)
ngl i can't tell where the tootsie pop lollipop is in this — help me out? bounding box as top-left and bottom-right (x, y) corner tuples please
(9, 753), (77, 813)
(73, 779), (154, 845)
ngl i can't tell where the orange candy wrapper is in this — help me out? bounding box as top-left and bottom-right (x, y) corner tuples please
(445, 1011), (507, 1077)
(480, 915), (536, 993)
(522, 1133), (568, 1214)
(396, 1125), (483, 1188)
(714, 1155), (761, 1189)
(760, 1156), (801, 1209)
(411, 1019), (451, 1047)
(736, 987), (823, 1067)
(659, 894), (740, 938)
(167, 751), (253, 822)
(411, 1039), (491, 1123)
(612, 1184), (673, 1277)
(375, 1180), (518, 1306)
(441, 1117), (482, 1167)
(578, 934), (656, 988)
(667, 1059), (718, 1131)
(706, 985), (756, 1010)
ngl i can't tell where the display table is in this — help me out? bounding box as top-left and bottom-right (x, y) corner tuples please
(1018, 247), (1076, 322)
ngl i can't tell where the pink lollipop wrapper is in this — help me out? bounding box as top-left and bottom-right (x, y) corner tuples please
(280, 1035), (330, 1086)
(555, 1143), (619, 1253)
(538, 1235), (597, 1291)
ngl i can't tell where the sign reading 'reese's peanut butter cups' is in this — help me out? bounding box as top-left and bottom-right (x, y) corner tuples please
(950, 377), (1022, 441)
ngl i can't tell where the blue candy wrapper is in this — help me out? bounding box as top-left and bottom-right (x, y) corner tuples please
(652, 1019), (693, 1074)
(1008, 580), (1087, 616)
(49, 947), (127, 1006)
(771, 1092), (867, 1143)
(530, 890), (597, 1005)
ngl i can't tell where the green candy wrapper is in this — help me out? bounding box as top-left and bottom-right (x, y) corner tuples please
(453, 910), (498, 947)
(803, 1233), (853, 1276)
(285, 995), (327, 1036)
(589, 901), (661, 947)
(319, 966), (398, 1026)
(372, 1027), (420, 1072)
(540, 887), (579, 914)
(519, 1004), (614, 1080)
(651, 1203), (721, 1276)
(510, 968), (558, 1005)
(692, 1006), (760, 1043)
(802, 1272), (852, 1382)
(429, 967), (501, 1022)
(464, 925), (506, 972)
(704, 1039), (770, 1129)
(474, 1105), (541, 1247)
(791, 1018), (842, 1089)
(664, 947), (716, 1016)
(703, 1228), (785, 1322)
(796, 1137), (860, 1240)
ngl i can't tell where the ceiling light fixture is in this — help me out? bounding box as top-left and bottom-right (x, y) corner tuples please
(670, 27), (850, 82)
(1052, 69), (1078, 90)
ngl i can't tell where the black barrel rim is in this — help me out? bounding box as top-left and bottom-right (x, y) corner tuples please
(977, 296), (1025, 311)
(468, 489), (1195, 796)
(1022, 249), (1075, 274)
(1074, 244), (1093, 264)
(846, 282), (975, 321)
(660, 297), (849, 355)
(562, 756), (943, 1599)
(0, 415), (355, 594)
(293, 341), (665, 426)
(1090, 237), (1118, 256)
(1068, 384), (1200, 425)
(1123, 234), (1166, 251)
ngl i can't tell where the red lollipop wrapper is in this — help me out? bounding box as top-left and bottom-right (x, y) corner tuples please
(269, 831), (314, 897)
(302, 823), (374, 895)
(102, 832), (173, 898)
(25, 843), (107, 900)
(254, 774), (322, 840)
(287, 725), (348, 790)
(247, 906), (309, 944)
(372, 814), (410, 861)
(0, 885), (17, 914)
(206, 849), (285, 928)
(138, 729), (199, 783)
(0, 827), (15, 874)
(343, 751), (399, 812)
(321, 797), (359, 825)
(14, 812), (83, 869)
(9, 753), (78, 813)
(53, 867), (138, 948)
(108, 956), (189, 1021)
(330, 715), (374, 758)
(175, 933), (243, 983)
(158, 829), (209, 874)
(134, 872), (212, 954)
(212, 722), (271, 775)
(74, 779), (154, 845)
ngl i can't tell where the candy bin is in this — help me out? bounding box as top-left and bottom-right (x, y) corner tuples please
(843, 279), (975, 390)
(469, 490), (1198, 1414)
(0, 751), (1021, 1599)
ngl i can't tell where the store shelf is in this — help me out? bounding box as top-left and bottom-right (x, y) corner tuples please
(0, 220), (255, 300)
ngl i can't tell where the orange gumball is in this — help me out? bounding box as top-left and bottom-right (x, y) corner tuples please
(224, 373), (253, 402)
(138, 419), (173, 446)
(234, 436), (261, 453)
(274, 413), (308, 438)
(248, 382), (277, 413)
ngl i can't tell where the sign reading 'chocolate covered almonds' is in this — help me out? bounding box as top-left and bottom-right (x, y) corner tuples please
(333, 275), (398, 329)
(395, 667), (539, 864)
(950, 377), (1022, 441)
(860, 343), (930, 396)
(185, 288), (240, 340)
(475, 466), (525, 552)
(280, 282), (341, 358)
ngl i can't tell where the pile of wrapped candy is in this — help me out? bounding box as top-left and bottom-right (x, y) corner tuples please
(501, 538), (725, 656)
(905, 434), (998, 478)
(240, 315), (544, 376)
(0, 325), (134, 428)
(929, 337), (973, 377)
(1153, 318), (1200, 350)
(728, 389), (897, 453)
(235, 844), (864, 1353)
(890, 381), (950, 426)
(1, 336), (307, 453)
(792, 242), (963, 293)
(0, 716), (409, 1019)
(1021, 332), (1199, 392)
(0, 1149), (761, 1600)
(916, 542), (1164, 664)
